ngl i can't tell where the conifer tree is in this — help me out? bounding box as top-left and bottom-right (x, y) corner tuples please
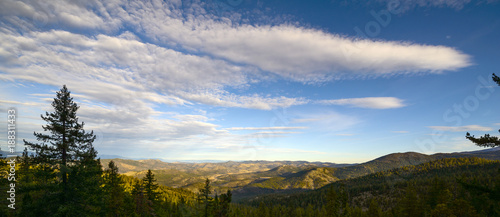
(103, 161), (126, 217)
(23, 85), (101, 215)
(142, 169), (160, 203)
(466, 73), (500, 147)
(199, 178), (213, 217)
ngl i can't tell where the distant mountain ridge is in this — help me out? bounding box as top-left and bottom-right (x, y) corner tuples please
(100, 158), (351, 174)
(100, 147), (500, 197)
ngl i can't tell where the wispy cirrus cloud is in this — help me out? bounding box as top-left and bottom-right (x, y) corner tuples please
(428, 125), (493, 132)
(318, 97), (406, 109)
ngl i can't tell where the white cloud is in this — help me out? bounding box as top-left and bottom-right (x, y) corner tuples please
(0, 0), (122, 32)
(74, 103), (231, 145)
(0, 99), (43, 107)
(0, 0), (471, 111)
(428, 125), (493, 132)
(117, 1), (471, 82)
(318, 97), (406, 109)
(0, 28), (305, 110)
(177, 91), (307, 110)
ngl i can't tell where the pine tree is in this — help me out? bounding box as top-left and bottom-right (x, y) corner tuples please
(466, 73), (500, 147)
(23, 85), (102, 215)
(103, 161), (126, 217)
(142, 169), (160, 203)
(199, 178), (213, 217)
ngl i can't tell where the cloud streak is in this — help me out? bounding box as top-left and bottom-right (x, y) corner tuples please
(318, 97), (406, 109)
(117, 1), (471, 82)
(428, 125), (493, 132)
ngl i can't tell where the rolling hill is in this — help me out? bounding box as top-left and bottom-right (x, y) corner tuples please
(240, 156), (500, 216)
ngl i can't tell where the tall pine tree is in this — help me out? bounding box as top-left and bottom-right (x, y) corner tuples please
(103, 161), (126, 217)
(23, 85), (102, 215)
(142, 169), (160, 203)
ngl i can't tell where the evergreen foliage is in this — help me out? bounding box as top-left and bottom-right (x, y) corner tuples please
(142, 169), (160, 203)
(21, 85), (102, 216)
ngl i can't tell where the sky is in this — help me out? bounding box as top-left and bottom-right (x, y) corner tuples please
(1, 0), (499, 163)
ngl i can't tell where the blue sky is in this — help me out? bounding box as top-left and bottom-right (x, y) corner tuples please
(1, 0), (499, 163)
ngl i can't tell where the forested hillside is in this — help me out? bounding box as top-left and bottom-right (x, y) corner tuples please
(5, 154), (499, 216)
(99, 148), (500, 200)
(236, 157), (500, 217)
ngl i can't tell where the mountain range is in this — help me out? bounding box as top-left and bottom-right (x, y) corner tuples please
(100, 147), (500, 199)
